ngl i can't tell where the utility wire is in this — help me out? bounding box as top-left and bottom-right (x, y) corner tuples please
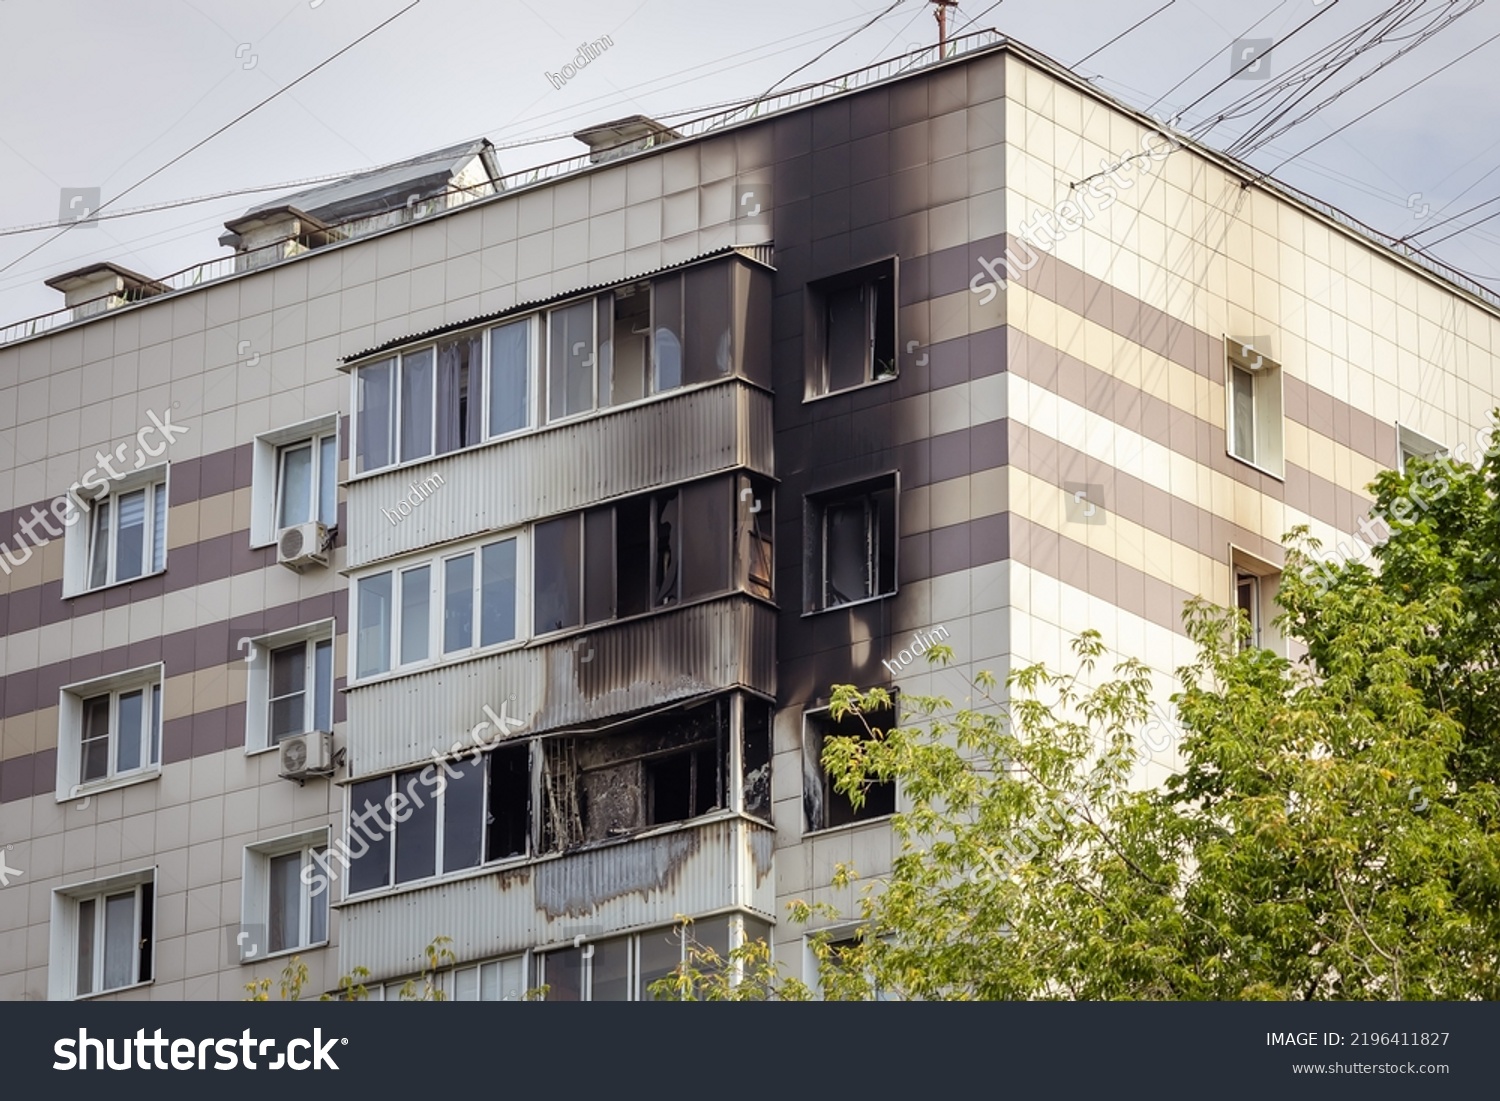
(1397, 193), (1500, 243)
(1253, 24), (1500, 180)
(0, 1), (422, 277)
(1075, 0), (1177, 70)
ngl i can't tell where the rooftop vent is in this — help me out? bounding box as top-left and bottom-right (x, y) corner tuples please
(43, 262), (170, 321)
(573, 115), (682, 165)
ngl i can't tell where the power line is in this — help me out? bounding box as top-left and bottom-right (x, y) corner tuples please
(1414, 202), (1500, 250)
(1398, 193), (1500, 243)
(0, 1), (423, 277)
(1147, 1), (1288, 116)
(1253, 24), (1500, 181)
(1074, 1), (1177, 70)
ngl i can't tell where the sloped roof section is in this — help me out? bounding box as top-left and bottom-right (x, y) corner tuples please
(219, 139), (502, 246)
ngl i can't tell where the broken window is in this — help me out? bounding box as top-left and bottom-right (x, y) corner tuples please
(805, 476), (897, 611)
(807, 259), (897, 397)
(733, 259), (773, 389)
(487, 743), (530, 860)
(803, 701), (897, 831)
(742, 698), (772, 820)
(540, 698), (730, 848)
(602, 282), (651, 405)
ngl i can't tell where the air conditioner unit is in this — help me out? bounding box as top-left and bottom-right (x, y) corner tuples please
(279, 731), (334, 781)
(277, 522), (328, 570)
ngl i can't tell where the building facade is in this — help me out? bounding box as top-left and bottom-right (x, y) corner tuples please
(1, 34), (1496, 1000)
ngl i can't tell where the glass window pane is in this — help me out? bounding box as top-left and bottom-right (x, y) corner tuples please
(543, 948), (584, 1001)
(400, 348), (435, 462)
(308, 848), (328, 944)
(584, 509), (614, 624)
(684, 262), (732, 382)
(533, 517), (581, 633)
(114, 488), (147, 582)
(488, 319), (531, 436)
(115, 690), (143, 774)
(400, 566), (431, 665)
(394, 769), (437, 884)
(102, 891), (136, 990)
(268, 851), (300, 953)
(653, 274), (683, 392)
(437, 335), (484, 454)
(356, 573), (393, 678)
(548, 300), (596, 420)
(453, 966), (480, 1002)
(442, 756), (485, 873)
(1232, 366), (1255, 461)
(348, 778), (392, 893)
(81, 694), (111, 783)
(443, 553), (475, 653)
(151, 484), (166, 573)
(681, 480), (730, 600)
(76, 898), (96, 996)
(149, 684), (161, 765)
(637, 927), (682, 1000)
(318, 435), (337, 526)
(480, 539), (517, 646)
(591, 937), (632, 1001)
(88, 500), (111, 589)
(356, 360), (396, 473)
(278, 443), (313, 529)
(481, 957), (525, 1001)
(270, 643), (308, 742)
(314, 639), (333, 732)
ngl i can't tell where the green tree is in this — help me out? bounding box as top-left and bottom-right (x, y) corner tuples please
(658, 444), (1500, 1001)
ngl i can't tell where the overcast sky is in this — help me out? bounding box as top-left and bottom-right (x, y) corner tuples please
(2, 0), (1499, 324)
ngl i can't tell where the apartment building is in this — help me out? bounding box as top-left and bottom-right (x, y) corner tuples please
(1, 31), (1495, 1001)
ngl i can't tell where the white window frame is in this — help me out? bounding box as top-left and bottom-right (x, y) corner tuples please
(56, 664), (164, 801)
(49, 867), (156, 1000)
(545, 296), (603, 425)
(1224, 340), (1284, 478)
(244, 620), (336, 754)
(350, 530), (527, 683)
(485, 315), (538, 441)
(63, 464), (169, 597)
(344, 759), (485, 894)
(1396, 423), (1447, 474)
(241, 829), (331, 962)
(251, 415), (339, 546)
(1231, 546), (1283, 656)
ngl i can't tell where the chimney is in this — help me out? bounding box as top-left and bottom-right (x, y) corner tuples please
(44, 262), (170, 321)
(572, 115), (683, 165)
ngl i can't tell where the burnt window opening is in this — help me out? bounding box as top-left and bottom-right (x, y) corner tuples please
(603, 282), (652, 406)
(808, 259), (897, 398)
(487, 743), (531, 861)
(805, 477), (897, 612)
(541, 699), (731, 849)
(803, 701), (897, 831)
(742, 698), (772, 820)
